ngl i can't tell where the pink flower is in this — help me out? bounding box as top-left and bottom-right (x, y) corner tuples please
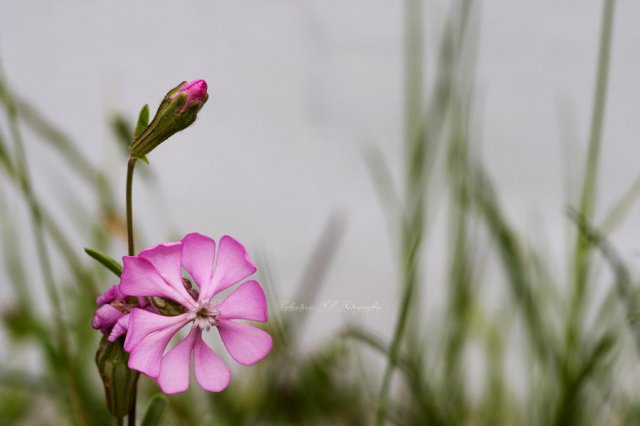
(119, 233), (272, 394)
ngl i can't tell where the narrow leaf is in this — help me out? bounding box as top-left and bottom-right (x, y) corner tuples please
(134, 104), (150, 139)
(84, 247), (122, 277)
(110, 115), (134, 153)
(141, 394), (168, 426)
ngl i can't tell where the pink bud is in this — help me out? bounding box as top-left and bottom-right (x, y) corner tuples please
(96, 285), (122, 306)
(92, 304), (126, 333)
(172, 79), (208, 112)
(108, 314), (131, 342)
(129, 79), (209, 158)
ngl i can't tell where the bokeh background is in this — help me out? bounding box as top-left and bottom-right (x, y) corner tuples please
(1, 0), (640, 424)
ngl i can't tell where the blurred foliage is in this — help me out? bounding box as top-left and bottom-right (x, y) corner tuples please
(1, 0), (639, 425)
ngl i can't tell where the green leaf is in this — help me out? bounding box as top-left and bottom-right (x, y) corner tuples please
(84, 248), (122, 277)
(134, 104), (150, 139)
(141, 394), (168, 426)
(110, 115), (134, 154)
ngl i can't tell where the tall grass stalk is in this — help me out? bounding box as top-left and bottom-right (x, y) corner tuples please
(564, 0), (616, 421)
(375, 1), (473, 423)
(374, 0), (424, 422)
(568, 0), (616, 347)
(0, 67), (89, 425)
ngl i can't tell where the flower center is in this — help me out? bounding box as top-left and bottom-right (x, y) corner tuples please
(189, 302), (220, 331)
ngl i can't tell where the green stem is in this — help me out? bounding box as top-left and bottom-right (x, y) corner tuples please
(375, 250), (419, 424)
(128, 392), (137, 426)
(126, 157), (138, 426)
(126, 158), (137, 256)
(125, 156), (138, 425)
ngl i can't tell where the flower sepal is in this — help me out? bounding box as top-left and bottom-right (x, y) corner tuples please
(95, 335), (139, 418)
(129, 80), (208, 159)
(149, 296), (187, 316)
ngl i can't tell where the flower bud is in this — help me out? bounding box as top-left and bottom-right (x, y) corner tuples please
(92, 284), (144, 340)
(96, 285), (120, 306)
(95, 335), (139, 418)
(173, 80), (208, 113)
(129, 79), (209, 159)
(92, 304), (125, 333)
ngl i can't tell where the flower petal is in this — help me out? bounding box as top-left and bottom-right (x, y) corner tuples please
(139, 242), (182, 284)
(120, 256), (194, 308)
(108, 313), (130, 342)
(124, 309), (190, 352)
(202, 235), (257, 301)
(96, 285), (120, 306)
(218, 281), (268, 322)
(217, 320), (272, 366)
(139, 242), (195, 306)
(92, 304), (125, 333)
(181, 233), (215, 294)
(193, 332), (230, 392)
(128, 317), (188, 378)
(157, 327), (199, 394)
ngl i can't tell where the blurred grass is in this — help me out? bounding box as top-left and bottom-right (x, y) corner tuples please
(1, 0), (639, 425)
